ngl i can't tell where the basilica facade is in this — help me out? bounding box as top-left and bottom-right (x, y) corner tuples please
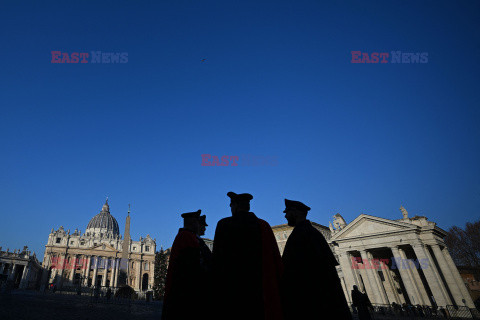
(272, 207), (475, 309)
(41, 199), (156, 293)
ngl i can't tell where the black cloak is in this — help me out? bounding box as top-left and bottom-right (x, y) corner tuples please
(162, 228), (208, 320)
(212, 211), (283, 320)
(282, 220), (352, 320)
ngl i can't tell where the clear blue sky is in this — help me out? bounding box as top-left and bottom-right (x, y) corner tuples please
(1, 0), (479, 257)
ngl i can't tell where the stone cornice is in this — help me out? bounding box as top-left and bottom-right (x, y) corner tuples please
(330, 228), (418, 243)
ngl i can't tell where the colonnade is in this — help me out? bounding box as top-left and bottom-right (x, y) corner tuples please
(338, 243), (475, 308)
(0, 261), (34, 288)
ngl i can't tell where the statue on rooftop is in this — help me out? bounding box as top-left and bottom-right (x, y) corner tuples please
(333, 213), (347, 230)
(400, 206), (408, 219)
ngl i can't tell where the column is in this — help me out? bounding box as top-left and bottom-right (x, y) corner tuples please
(403, 247), (430, 305)
(337, 251), (358, 303)
(92, 256), (99, 287)
(136, 259), (142, 290)
(69, 255), (77, 283)
(20, 265), (31, 289)
(127, 261), (132, 287)
(83, 255), (91, 286)
(80, 255), (86, 283)
(398, 246), (428, 305)
(114, 258), (120, 287)
(380, 260), (402, 304)
(41, 254), (51, 289)
(412, 244), (451, 307)
(351, 259), (366, 292)
(443, 246), (475, 308)
(8, 264), (17, 281)
(101, 258), (108, 287)
(110, 258), (116, 287)
(359, 250), (382, 304)
(340, 275), (350, 305)
(50, 255), (58, 283)
(433, 245), (475, 308)
(391, 246), (419, 305)
(431, 245), (465, 306)
(367, 251), (389, 304)
(348, 252), (367, 291)
(57, 254), (66, 287)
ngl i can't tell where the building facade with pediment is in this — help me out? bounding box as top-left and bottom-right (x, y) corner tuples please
(40, 199), (156, 293)
(330, 208), (475, 309)
(272, 207), (475, 309)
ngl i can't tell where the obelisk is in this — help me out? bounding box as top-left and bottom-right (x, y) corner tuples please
(117, 204), (131, 286)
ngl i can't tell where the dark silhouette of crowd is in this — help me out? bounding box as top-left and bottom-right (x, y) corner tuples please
(161, 191), (352, 320)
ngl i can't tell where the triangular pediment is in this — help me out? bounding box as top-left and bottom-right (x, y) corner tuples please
(92, 244), (118, 252)
(331, 214), (417, 240)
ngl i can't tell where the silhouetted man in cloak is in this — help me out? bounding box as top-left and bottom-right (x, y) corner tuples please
(282, 199), (352, 320)
(162, 210), (207, 320)
(212, 192), (283, 320)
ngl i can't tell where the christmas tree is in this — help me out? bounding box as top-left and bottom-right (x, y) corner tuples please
(153, 247), (168, 300)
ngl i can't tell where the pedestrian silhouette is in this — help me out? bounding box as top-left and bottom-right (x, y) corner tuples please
(106, 287), (112, 300)
(352, 285), (372, 320)
(162, 210), (206, 320)
(416, 304), (425, 317)
(282, 199), (352, 320)
(94, 285), (100, 299)
(392, 301), (401, 314)
(212, 192), (283, 320)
